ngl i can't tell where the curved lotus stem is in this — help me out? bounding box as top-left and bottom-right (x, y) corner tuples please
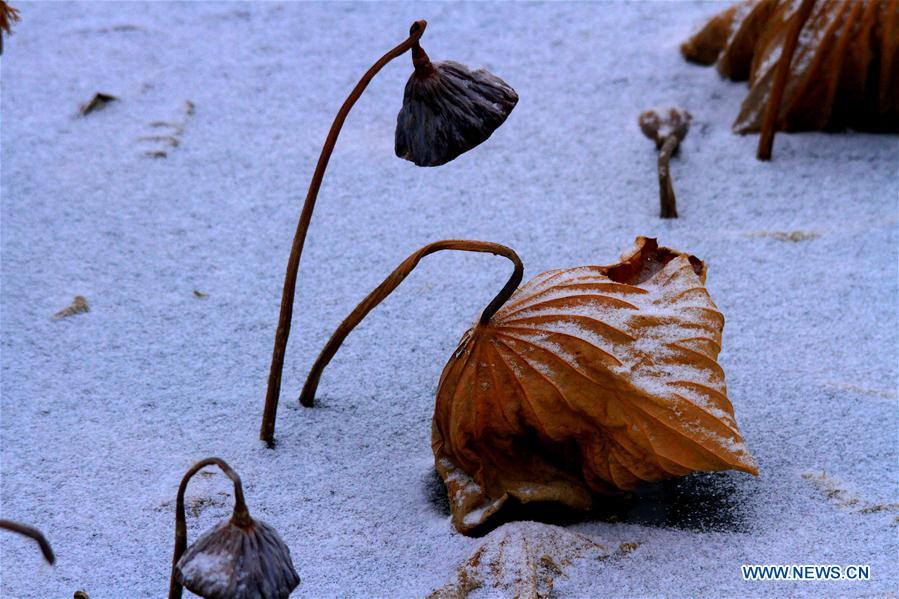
(260, 20), (429, 447)
(410, 26), (435, 77)
(757, 0), (816, 160)
(299, 240), (523, 407)
(0, 519), (55, 564)
(168, 457), (251, 599)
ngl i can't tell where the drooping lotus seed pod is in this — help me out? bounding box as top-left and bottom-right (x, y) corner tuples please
(168, 458), (300, 599)
(395, 32), (518, 167)
(176, 519), (299, 599)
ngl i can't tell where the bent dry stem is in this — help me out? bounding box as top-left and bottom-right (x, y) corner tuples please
(260, 20), (429, 446)
(168, 457), (251, 599)
(0, 519), (55, 564)
(298, 240), (523, 407)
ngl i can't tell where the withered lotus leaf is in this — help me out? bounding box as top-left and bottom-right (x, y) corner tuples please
(682, 0), (899, 133)
(433, 237), (757, 534)
(297, 238), (757, 536)
(395, 50), (518, 166)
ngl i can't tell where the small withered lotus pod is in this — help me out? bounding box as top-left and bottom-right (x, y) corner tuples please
(395, 30), (518, 166)
(169, 458), (299, 599)
(297, 238), (757, 536)
(176, 520), (298, 599)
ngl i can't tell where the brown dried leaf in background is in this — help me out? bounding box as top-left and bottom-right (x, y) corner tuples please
(433, 238), (758, 535)
(0, 1), (20, 55)
(79, 93), (118, 116)
(53, 296), (89, 320)
(682, 0), (899, 133)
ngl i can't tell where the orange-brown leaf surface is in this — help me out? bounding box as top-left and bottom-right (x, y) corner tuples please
(433, 238), (757, 535)
(682, 0), (899, 133)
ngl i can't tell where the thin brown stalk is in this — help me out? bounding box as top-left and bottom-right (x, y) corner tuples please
(757, 0), (816, 161)
(298, 240), (523, 407)
(658, 135), (679, 218)
(260, 20), (428, 446)
(639, 109), (690, 218)
(0, 519), (55, 564)
(168, 457), (250, 599)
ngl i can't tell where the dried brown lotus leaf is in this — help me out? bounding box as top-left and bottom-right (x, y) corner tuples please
(682, 0), (899, 133)
(298, 238), (756, 537)
(433, 237), (757, 534)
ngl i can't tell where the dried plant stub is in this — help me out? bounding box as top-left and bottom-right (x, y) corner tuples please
(433, 237), (757, 535)
(639, 108), (691, 218)
(79, 93), (118, 116)
(53, 295), (89, 320)
(395, 33), (518, 166)
(0, 1), (20, 55)
(169, 458), (299, 599)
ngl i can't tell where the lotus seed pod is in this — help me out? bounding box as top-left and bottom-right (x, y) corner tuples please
(168, 458), (300, 599)
(175, 518), (300, 599)
(395, 56), (518, 166)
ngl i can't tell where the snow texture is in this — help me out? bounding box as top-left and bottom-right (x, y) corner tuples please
(1, 1), (897, 597)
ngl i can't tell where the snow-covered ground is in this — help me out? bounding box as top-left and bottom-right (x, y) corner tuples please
(2, 2), (897, 597)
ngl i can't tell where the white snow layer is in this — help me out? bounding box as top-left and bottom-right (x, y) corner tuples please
(1, 1), (897, 598)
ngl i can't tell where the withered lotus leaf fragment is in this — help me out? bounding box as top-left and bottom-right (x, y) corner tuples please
(395, 35), (518, 166)
(429, 522), (609, 599)
(682, 0), (899, 140)
(298, 238), (757, 536)
(169, 458), (299, 599)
